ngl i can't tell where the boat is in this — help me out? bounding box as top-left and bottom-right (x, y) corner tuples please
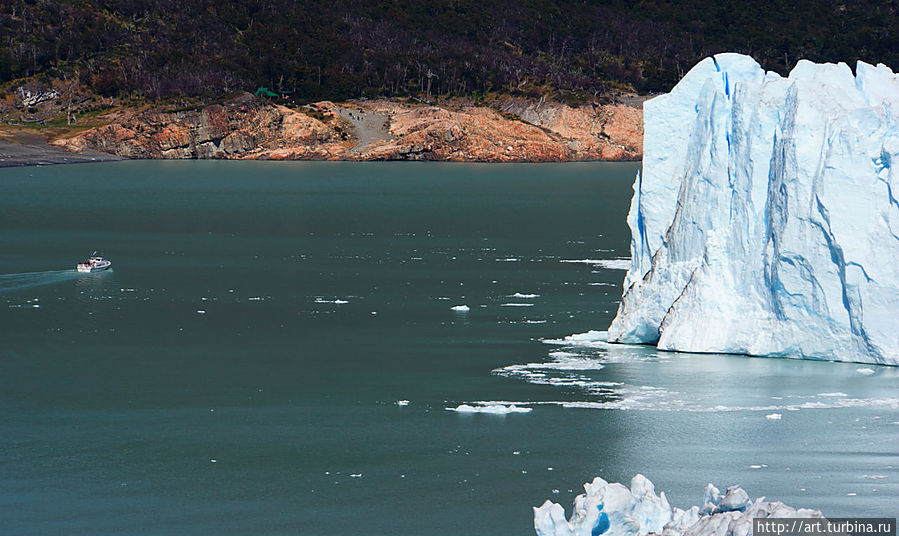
(76, 251), (111, 272)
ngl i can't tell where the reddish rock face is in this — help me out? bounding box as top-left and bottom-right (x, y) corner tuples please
(51, 93), (643, 162)
(52, 94), (349, 160)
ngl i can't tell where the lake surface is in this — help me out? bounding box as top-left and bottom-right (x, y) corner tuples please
(0, 161), (896, 535)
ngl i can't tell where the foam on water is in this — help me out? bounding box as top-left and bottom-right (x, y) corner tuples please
(453, 397), (899, 413)
(508, 293), (540, 298)
(500, 303), (534, 307)
(482, 330), (899, 413)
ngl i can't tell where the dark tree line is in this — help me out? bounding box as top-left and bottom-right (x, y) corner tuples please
(1, 0), (897, 102)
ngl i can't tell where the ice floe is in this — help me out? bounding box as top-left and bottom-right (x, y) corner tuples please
(445, 403), (532, 414)
(561, 258), (632, 270)
(315, 298), (349, 304)
(534, 475), (822, 536)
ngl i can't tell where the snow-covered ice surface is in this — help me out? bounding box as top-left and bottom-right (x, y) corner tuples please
(609, 53), (899, 365)
(534, 475), (822, 536)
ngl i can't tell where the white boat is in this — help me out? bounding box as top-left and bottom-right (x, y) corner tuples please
(76, 252), (111, 273)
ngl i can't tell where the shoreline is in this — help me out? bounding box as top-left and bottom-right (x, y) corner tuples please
(0, 128), (123, 168)
(40, 95), (643, 165)
(2, 152), (642, 168)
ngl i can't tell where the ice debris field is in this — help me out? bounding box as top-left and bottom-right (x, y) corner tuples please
(534, 475), (821, 536)
(609, 53), (899, 365)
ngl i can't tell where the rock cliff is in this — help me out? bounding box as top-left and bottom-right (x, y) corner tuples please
(50, 93), (642, 162)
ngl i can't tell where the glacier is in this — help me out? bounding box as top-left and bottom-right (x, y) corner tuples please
(608, 53), (899, 365)
(534, 475), (822, 536)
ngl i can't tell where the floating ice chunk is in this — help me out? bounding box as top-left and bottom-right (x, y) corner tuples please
(765, 413), (782, 420)
(561, 258), (631, 270)
(451, 305), (470, 312)
(196, 310), (206, 314)
(501, 303), (534, 307)
(395, 400), (410, 406)
(543, 330), (611, 347)
(856, 368), (876, 375)
(446, 403), (532, 414)
(534, 474), (822, 536)
(700, 484), (721, 514)
(508, 293), (541, 298)
(718, 486), (751, 512)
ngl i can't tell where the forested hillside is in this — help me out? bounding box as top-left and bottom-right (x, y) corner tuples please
(2, 0), (897, 102)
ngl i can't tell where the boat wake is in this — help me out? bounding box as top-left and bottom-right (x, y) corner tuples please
(0, 269), (83, 293)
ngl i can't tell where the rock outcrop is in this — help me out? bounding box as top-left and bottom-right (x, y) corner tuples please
(51, 93), (349, 160)
(51, 93), (643, 162)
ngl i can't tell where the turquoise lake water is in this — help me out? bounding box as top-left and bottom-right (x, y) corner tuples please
(0, 161), (896, 534)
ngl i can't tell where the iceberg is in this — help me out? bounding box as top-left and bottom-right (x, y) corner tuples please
(609, 53), (899, 365)
(534, 475), (822, 536)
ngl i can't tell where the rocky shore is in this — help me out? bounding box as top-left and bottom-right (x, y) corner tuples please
(0, 128), (123, 167)
(47, 93), (643, 163)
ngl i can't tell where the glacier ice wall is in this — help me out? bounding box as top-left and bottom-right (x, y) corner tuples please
(609, 53), (899, 365)
(534, 474), (822, 536)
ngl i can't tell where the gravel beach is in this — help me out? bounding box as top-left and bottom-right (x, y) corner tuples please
(0, 128), (122, 167)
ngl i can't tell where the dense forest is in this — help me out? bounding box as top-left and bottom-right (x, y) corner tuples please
(1, 0), (897, 103)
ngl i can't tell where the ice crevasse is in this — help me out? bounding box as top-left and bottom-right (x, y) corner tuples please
(608, 53), (899, 365)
